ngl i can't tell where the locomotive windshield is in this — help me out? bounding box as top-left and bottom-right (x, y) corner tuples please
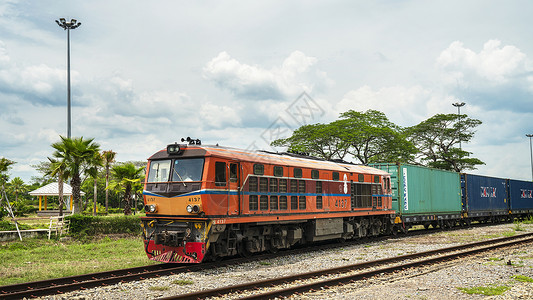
(147, 160), (171, 182)
(172, 158), (204, 182)
(147, 158), (204, 183)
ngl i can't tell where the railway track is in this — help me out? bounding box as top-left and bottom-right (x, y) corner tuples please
(160, 232), (533, 300)
(0, 224), (523, 299)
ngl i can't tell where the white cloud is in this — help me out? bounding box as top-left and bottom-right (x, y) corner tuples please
(203, 51), (333, 100)
(437, 40), (531, 86)
(199, 102), (241, 128)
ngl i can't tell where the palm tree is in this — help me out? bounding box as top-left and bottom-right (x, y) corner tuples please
(101, 150), (116, 213)
(50, 136), (101, 214)
(9, 177), (26, 202)
(48, 157), (69, 216)
(86, 152), (103, 216)
(109, 162), (144, 215)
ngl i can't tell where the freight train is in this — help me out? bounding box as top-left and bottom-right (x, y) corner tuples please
(141, 142), (533, 263)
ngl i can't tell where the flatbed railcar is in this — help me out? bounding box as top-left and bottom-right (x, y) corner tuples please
(141, 143), (395, 263)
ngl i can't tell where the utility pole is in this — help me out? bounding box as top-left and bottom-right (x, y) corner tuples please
(55, 18), (81, 138)
(452, 102), (466, 150)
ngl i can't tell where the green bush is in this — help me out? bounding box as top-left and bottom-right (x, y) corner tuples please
(66, 215), (142, 236)
(107, 207), (123, 214)
(0, 220), (32, 231)
(82, 200), (107, 216)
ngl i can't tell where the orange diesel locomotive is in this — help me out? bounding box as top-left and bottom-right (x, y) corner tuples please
(141, 142), (394, 263)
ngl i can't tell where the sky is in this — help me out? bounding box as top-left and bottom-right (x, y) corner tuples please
(0, 0), (532, 183)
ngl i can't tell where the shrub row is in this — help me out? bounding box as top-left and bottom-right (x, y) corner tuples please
(66, 215), (142, 236)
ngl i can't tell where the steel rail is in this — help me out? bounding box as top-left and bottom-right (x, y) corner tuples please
(160, 233), (533, 300)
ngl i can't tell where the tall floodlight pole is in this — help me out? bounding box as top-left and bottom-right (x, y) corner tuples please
(452, 102), (466, 150)
(55, 18), (81, 139)
(527, 134), (533, 181)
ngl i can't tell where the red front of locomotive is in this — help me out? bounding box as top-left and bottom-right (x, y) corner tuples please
(141, 143), (213, 263)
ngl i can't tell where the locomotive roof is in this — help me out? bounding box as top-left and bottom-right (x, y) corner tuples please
(149, 144), (389, 176)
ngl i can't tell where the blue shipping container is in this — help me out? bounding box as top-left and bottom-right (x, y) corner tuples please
(508, 179), (533, 212)
(461, 174), (508, 216)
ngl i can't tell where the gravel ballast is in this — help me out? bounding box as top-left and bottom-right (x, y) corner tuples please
(39, 223), (533, 299)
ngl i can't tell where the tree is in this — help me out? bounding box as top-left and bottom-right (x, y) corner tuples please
(272, 110), (416, 164)
(50, 136), (101, 214)
(86, 152), (103, 216)
(271, 123), (349, 160)
(9, 177), (26, 202)
(407, 113), (484, 171)
(0, 158), (15, 186)
(101, 150), (116, 213)
(335, 110), (416, 164)
(48, 158), (69, 216)
(109, 162), (144, 215)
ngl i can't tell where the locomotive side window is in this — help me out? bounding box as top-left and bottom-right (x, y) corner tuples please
(215, 162), (226, 186)
(147, 160), (171, 183)
(298, 181), (306, 193)
(290, 180), (298, 193)
(274, 166), (284, 177)
(269, 178), (278, 193)
(249, 195), (258, 210)
(260, 195), (268, 210)
(229, 163), (238, 182)
(311, 170), (319, 179)
(358, 174), (364, 182)
(316, 181), (323, 209)
(253, 164), (264, 175)
(291, 196), (298, 209)
(332, 172), (339, 181)
(249, 176), (258, 192)
(270, 196), (278, 210)
(259, 177), (268, 193)
(372, 184), (383, 207)
(279, 196), (288, 210)
(299, 196), (306, 209)
(279, 179), (287, 193)
(374, 175), (380, 183)
(294, 168), (302, 178)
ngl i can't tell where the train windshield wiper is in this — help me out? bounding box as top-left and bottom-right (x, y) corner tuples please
(173, 168), (187, 187)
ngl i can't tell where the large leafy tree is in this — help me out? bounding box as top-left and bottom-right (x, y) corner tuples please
(101, 150), (116, 213)
(109, 162), (144, 215)
(335, 110), (416, 164)
(271, 123), (349, 160)
(271, 109), (416, 164)
(407, 113), (484, 171)
(50, 136), (101, 214)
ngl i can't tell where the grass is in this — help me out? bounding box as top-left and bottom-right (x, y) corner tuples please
(258, 261), (272, 266)
(0, 235), (157, 286)
(512, 275), (533, 283)
(149, 285), (170, 291)
(172, 279), (194, 286)
(457, 285), (510, 295)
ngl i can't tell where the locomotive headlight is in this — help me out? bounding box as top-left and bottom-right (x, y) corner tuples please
(144, 204), (157, 213)
(186, 204), (202, 214)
